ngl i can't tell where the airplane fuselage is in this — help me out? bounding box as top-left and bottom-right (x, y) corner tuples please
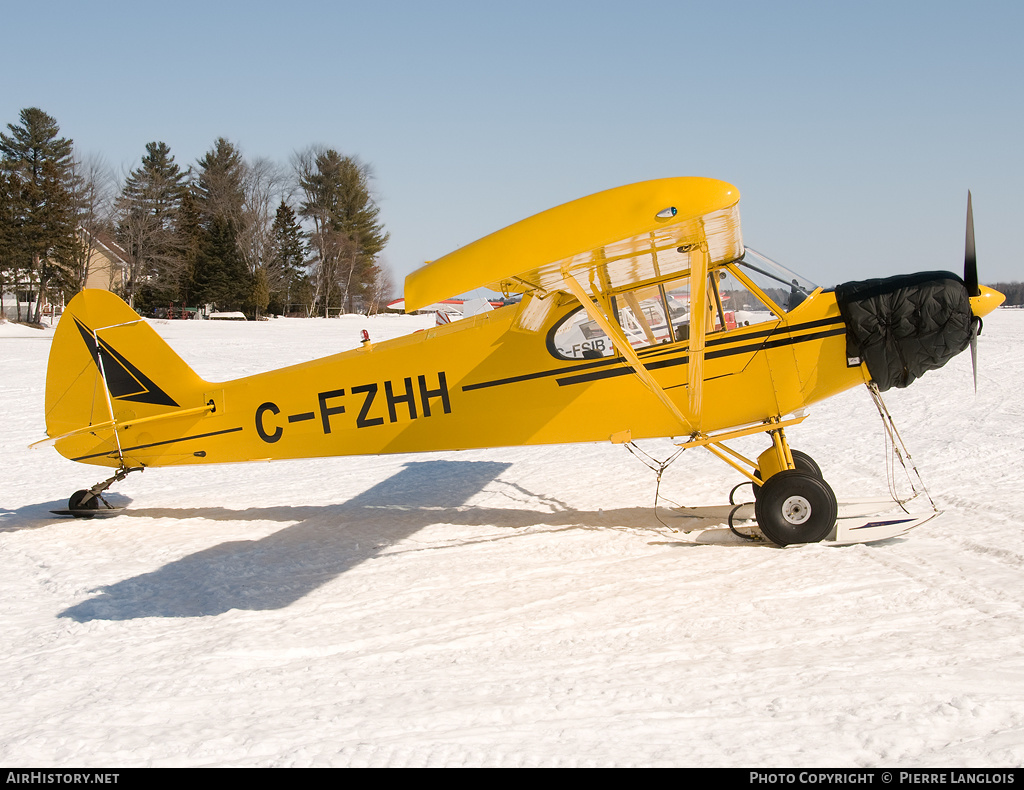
(51, 273), (862, 470)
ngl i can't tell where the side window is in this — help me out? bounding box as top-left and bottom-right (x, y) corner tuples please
(716, 268), (780, 329)
(549, 276), (691, 360)
(547, 268), (780, 361)
(663, 280), (692, 342)
(664, 272), (748, 339)
(549, 307), (616, 360)
(615, 283), (675, 350)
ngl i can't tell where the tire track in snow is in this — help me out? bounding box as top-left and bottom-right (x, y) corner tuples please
(861, 537), (1024, 621)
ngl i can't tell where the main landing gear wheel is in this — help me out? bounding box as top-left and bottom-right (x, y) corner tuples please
(754, 469), (838, 546)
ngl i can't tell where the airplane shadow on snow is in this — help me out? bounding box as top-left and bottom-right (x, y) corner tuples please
(58, 459), (670, 622)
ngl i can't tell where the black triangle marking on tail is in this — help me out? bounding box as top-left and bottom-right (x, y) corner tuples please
(73, 316), (180, 407)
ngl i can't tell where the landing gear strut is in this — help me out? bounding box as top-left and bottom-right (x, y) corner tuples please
(675, 412), (933, 546)
(749, 449), (822, 499)
(678, 416), (839, 546)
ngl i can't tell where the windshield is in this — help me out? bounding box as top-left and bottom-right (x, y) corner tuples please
(735, 248), (818, 312)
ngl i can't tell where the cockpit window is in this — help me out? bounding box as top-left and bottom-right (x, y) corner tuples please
(548, 265), (784, 361)
(615, 280), (682, 349)
(716, 268), (780, 328)
(735, 248), (818, 312)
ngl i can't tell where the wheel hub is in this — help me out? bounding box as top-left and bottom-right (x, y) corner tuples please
(781, 495), (812, 525)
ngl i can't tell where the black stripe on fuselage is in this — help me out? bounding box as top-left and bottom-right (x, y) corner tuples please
(461, 316), (846, 392)
(70, 426), (244, 462)
(556, 326), (847, 387)
(460, 356), (622, 392)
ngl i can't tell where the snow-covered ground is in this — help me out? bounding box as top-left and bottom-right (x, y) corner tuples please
(2, 309), (1023, 768)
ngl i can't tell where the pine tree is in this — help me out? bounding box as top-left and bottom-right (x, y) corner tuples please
(115, 141), (188, 309)
(175, 188), (202, 307)
(0, 108), (78, 322)
(0, 168), (28, 319)
(191, 138), (250, 311)
(251, 266), (270, 320)
(297, 148), (388, 315)
(266, 200), (305, 313)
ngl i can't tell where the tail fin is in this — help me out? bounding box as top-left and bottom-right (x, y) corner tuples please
(45, 290), (209, 467)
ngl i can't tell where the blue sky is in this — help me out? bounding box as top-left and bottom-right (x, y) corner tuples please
(2, 0), (1021, 287)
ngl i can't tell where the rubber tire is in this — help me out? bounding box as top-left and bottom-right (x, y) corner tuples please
(69, 489), (99, 512)
(753, 450), (821, 499)
(789, 450), (822, 478)
(754, 469), (838, 546)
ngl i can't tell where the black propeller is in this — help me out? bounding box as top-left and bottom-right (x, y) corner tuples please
(834, 191), (1003, 394)
(965, 191), (981, 390)
(965, 191), (979, 297)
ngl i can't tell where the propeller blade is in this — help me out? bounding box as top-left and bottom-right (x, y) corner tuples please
(965, 191), (979, 297)
(970, 324), (978, 393)
(969, 316), (983, 393)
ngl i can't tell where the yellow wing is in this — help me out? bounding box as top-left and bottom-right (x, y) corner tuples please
(405, 177), (743, 433)
(404, 177), (742, 310)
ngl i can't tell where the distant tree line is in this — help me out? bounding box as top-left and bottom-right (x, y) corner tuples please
(0, 107), (393, 322)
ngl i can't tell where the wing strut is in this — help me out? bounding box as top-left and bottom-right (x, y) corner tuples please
(686, 243), (708, 427)
(561, 274), (696, 436)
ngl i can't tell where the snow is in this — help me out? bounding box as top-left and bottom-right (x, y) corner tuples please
(2, 310), (1024, 768)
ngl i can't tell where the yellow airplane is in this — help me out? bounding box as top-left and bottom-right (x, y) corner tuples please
(38, 177), (1004, 545)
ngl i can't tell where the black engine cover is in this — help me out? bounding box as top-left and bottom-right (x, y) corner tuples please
(835, 271), (972, 391)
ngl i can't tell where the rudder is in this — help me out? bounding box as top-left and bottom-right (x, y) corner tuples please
(45, 290), (209, 467)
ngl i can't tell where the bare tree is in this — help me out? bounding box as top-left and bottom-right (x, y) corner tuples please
(69, 152), (117, 293)
(238, 156), (286, 275)
(365, 259), (396, 315)
(238, 156), (287, 317)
